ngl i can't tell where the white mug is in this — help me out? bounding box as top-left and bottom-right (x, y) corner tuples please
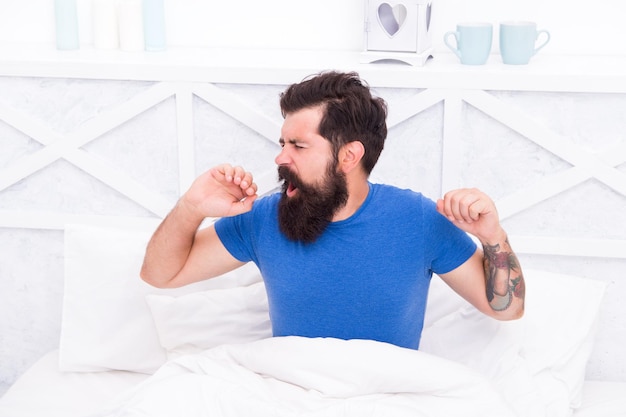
(499, 21), (550, 65)
(444, 22), (493, 65)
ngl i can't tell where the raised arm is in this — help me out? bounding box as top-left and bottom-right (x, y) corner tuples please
(140, 164), (258, 288)
(435, 188), (525, 320)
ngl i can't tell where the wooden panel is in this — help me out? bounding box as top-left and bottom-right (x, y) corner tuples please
(0, 77), (624, 261)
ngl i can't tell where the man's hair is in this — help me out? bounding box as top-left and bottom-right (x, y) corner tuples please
(279, 71), (388, 175)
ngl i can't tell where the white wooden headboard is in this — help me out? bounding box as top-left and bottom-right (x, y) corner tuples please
(1, 48), (625, 393)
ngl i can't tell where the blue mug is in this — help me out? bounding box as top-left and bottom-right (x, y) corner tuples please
(444, 22), (493, 65)
(499, 21), (550, 65)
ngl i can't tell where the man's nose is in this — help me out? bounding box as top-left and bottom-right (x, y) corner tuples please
(274, 147), (290, 166)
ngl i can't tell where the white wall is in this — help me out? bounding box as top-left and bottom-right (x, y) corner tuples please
(0, 0), (625, 55)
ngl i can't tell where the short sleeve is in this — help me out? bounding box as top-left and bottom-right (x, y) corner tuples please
(214, 213), (256, 263)
(422, 198), (477, 274)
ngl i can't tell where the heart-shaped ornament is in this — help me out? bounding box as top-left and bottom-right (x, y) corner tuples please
(377, 3), (407, 37)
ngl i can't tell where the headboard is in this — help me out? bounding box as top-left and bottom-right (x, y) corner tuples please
(1, 48), (625, 393)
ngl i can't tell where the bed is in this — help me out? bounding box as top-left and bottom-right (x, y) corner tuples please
(0, 221), (624, 417)
(1, 47), (626, 416)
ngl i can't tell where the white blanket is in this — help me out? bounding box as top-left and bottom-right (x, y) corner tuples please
(91, 336), (521, 417)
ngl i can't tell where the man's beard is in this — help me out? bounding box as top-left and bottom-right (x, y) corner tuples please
(277, 163), (348, 244)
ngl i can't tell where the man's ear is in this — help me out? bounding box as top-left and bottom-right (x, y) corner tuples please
(339, 141), (365, 173)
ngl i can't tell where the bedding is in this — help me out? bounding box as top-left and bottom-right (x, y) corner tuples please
(88, 337), (521, 417)
(420, 268), (608, 416)
(146, 281), (272, 360)
(0, 350), (149, 417)
(574, 381), (626, 417)
(2, 350), (625, 417)
(60, 222), (263, 373)
(0, 222), (624, 417)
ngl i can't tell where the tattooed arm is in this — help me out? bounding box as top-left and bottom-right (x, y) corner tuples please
(483, 239), (525, 312)
(436, 189), (525, 320)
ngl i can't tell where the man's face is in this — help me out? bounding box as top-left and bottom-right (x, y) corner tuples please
(275, 107), (348, 243)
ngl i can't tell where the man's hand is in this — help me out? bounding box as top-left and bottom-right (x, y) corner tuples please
(181, 164), (259, 220)
(436, 188), (505, 244)
(140, 164), (257, 288)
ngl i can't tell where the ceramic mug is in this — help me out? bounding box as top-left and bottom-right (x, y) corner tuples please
(499, 21), (550, 65)
(444, 22), (493, 65)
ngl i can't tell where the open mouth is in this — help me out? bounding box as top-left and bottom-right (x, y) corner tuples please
(278, 166), (302, 198)
(286, 181), (299, 198)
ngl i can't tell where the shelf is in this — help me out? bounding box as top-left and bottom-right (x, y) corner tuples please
(1, 42), (626, 93)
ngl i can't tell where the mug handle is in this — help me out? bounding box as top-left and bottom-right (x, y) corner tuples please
(533, 30), (551, 55)
(444, 31), (461, 59)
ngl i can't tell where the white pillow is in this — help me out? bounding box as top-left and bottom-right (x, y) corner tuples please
(146, 281), (272, 359)
(519, 269), (606, 410)
(421, 269), (606, 417)
(422, 272), (472, 327)
(59, 222), (262, 373)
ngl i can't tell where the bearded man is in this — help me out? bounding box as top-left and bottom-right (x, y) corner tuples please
(141, 71), (525, 349)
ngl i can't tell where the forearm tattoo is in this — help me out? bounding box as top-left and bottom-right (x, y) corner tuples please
(483, 239), (525, 311)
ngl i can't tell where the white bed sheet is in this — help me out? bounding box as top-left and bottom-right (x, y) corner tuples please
(573, 381), (626, 417)
(0, 350), (148, 417)
(2, 348), (626, 417)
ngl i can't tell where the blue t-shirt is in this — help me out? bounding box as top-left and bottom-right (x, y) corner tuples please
(215, 183), (476, 349)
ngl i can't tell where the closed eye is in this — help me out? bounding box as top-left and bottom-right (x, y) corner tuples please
(279, 138), (306, 149)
